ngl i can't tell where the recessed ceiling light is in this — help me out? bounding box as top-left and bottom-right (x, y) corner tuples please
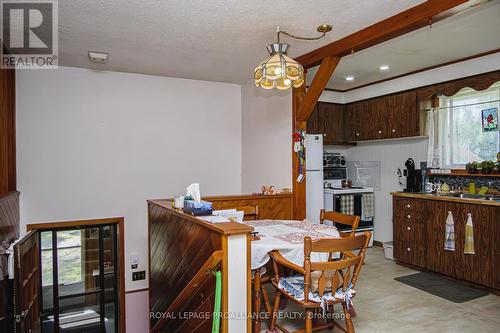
(88, 51), (109, 64)
(379, 65), (390, 71)
(345, 76), (354, 81)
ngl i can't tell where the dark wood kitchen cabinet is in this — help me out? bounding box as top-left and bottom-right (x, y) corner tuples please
(344, 101), (364, 141)
(386, 91), (418, 138)
(344, 91), (419, 142)
(393, 195), (500, 289)
(307, 91), (420, 144)
(307, 102), (346, 145)
(306, 104), (320, 134)
(393, 197), (427, 268)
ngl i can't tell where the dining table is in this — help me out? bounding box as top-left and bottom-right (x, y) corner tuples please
(243, 219), (341, 332)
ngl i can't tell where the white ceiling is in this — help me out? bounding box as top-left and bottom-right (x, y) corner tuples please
(307, 0), (500, 90)
(58, 0), (426, 84)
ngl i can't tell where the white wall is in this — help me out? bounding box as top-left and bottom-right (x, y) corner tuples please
(16, 67), (242, 331)
(343, 52), (500, 102)
(241, 80), (292, 193)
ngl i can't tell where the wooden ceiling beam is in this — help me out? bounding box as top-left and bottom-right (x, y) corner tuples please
(296, 56), (340, 122)
(295, 0), (469, 68)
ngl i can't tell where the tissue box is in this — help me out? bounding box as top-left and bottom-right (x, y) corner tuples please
(183, 200), (213, 216)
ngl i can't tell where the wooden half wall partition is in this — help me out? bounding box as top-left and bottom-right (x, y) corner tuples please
(204, 193), (293, 220)
(290, 0), (475, 220)
(148, 198), (254, 333)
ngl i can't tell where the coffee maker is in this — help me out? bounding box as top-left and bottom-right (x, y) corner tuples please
(403, 158), (422, 192)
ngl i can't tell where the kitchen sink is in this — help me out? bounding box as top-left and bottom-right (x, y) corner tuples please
(430, 193), (500, 201)
(434, 193), (485, 199)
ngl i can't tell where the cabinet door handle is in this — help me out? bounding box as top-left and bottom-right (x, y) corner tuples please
(378, 130), (382, 134)
(407, 247), (411, 252)
(406, 204), (411, 208)
(407, 226), (411, 231)
(407, 214), (411, 219)
(356, 132), (360, 136)
(392, 129), (396, 133)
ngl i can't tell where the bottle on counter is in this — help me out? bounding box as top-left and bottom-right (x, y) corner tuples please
(468, 181), (476, 194)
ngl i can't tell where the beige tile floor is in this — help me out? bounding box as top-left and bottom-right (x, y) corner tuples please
(260, 247), (500, 333)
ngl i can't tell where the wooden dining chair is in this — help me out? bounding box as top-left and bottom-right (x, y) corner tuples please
(267, 232), (371, 333)
(320, 209), (360, 236)
(233, 205), (260, 221)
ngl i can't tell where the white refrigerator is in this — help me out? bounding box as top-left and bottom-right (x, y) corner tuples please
(305, 134), (324, 224)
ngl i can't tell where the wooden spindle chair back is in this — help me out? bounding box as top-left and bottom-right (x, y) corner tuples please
(320, 209), (360, 236)
(303, 232), (371, 301)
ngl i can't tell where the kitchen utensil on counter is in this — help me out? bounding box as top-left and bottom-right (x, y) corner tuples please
(341, 179), (352, 188)
(403, 158), (422, 192)
(469, 181), (476, 194)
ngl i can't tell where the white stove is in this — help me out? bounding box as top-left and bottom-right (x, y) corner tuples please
(324, 186), (374, 195)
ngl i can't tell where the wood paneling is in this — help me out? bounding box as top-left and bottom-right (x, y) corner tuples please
(393, 197), (427, 268)
(149, 202), (221, 331)
(0, 191), (20, 333)
(318, 103), (344, 144)
(204, 194), (293, 220)
(0, 69), (16, 195)
(394, 196), (500, 289)
(493, 212), (500, 289)
(343, 91), (420, 142)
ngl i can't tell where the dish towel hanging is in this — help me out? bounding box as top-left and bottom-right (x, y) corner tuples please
(444, 211), (455, 251)
(340, 195), (355, 215)
(464, 213), (475, 255)
(361, 193), (375, 218)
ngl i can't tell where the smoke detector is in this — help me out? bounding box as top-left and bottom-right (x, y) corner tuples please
(88, 51), (109, 64)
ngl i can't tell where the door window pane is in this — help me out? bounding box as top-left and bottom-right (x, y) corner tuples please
(58, 228), (102, 297)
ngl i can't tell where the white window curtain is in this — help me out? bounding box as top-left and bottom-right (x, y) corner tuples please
(426, 82), (500, 169)
(426, 107), (442, 168)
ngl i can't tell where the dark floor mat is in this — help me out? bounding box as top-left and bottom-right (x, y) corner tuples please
(394, 271), (488, 303)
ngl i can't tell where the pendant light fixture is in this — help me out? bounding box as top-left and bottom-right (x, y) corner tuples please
(254, 25), (332, 90)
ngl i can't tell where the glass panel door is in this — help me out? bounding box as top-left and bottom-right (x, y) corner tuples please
(40, 225), (118, 333)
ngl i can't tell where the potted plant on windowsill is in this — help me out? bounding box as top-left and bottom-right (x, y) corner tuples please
(466, 161), (480, 174)
(480, 160), (495, 174)
(494, 161), (500, 174)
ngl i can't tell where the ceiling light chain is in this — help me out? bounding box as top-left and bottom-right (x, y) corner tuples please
(276, 25), (331, 43)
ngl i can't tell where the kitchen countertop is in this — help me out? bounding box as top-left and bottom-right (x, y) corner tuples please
(391, 192), (500, 207)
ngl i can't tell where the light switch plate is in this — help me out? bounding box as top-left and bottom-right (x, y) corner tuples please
(132, 271), (146, 281)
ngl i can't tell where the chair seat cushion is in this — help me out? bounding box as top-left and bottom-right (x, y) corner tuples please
(278, 275), (356, 307)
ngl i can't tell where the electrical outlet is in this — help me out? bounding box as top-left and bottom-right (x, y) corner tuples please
(132, 270), (146, 281)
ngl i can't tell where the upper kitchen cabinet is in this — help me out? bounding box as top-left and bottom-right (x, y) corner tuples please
(343, 91), (420, 142)
(306, 104), (320, 134)
(318, 103), (345, 144)
(386, 91), (418, 138)
(307, 102), (346, 145)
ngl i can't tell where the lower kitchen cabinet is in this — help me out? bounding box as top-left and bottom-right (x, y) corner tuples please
(393, 198), (427, 268)
(393, 196), (499, 289)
